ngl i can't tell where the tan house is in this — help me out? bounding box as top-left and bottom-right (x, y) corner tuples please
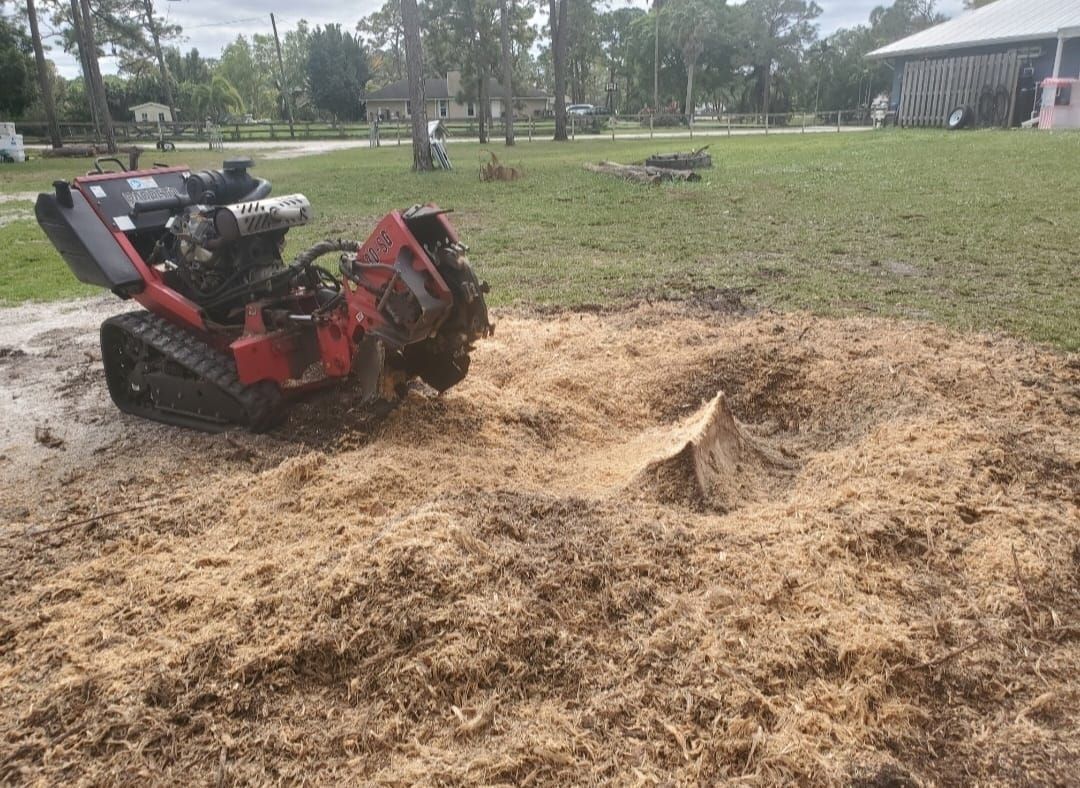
(366, 70), (549, 121)
(130, 101), (173, 123)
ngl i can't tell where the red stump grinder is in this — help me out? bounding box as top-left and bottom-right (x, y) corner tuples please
(35, 158), (492, 431)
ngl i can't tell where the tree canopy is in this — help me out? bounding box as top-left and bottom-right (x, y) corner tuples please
(1, 0), (956, 126)
(0, 14), (35, 116)
(306, 24), (369, 122)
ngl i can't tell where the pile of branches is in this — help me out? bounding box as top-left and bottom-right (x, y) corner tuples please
(479, 151), (522, 182)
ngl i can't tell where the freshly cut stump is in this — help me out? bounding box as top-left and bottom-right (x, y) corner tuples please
(637, 392), (791, 509)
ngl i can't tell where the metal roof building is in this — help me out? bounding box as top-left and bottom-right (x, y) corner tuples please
(868, 0), (1080, 128)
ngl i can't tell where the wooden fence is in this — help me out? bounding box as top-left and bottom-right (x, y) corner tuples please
(898, 50), (1021, 128)
(14, 110), (871, 147)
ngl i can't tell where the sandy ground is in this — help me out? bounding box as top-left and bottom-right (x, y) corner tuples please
(0, 296), (1077, 784)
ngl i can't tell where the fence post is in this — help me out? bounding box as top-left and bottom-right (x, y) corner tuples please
(611, 116), (616, 142)
(529, 117), (533, 141)
(802, 113), (806, 133)
(837, 110), (841, 132)
(571, 114), (575, 140)
(689, 114), (693, 140)
(765, 113), (768, 135)
(396, 122), (401, 145)
(727, 116), (731, 137)
(650, 115), (654, 139)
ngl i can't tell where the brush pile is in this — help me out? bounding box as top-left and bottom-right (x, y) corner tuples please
(479, 151), (522, 182)
(1, 302), (1077, 783)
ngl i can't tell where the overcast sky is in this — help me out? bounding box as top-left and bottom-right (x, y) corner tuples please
(46, 0), (967, 79)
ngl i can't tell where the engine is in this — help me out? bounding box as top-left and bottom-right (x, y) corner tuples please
(161, 193), (313, 316)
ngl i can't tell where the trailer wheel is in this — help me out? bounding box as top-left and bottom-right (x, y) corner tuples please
(947, 106), (972, 130)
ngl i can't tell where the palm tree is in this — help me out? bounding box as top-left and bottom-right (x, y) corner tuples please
(664, 0), (726, 125)
(192, 75), (244, 121)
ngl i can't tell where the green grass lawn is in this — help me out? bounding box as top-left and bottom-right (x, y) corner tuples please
(2, 130), (1078, 349)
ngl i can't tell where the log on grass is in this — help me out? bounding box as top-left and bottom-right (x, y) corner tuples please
(40, 145), (143, 167)
(41, 145), (101, 158)
(584, 161), (701, 185)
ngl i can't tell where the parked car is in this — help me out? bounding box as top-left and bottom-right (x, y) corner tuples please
(567, 104), (595, 116)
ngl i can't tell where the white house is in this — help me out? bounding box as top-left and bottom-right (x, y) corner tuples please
(366, 70), (549, 121)
(130, 102), (173, 123)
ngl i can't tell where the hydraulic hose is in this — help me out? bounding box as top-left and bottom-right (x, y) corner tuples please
(293, 239), (360, 268)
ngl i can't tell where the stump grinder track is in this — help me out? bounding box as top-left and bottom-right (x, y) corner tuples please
(100, 312), (283, 432)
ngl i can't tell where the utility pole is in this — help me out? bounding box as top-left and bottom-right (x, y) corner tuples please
(270, 13), (296, 139)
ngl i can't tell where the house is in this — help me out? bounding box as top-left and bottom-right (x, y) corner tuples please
(868, 0), (1080, 128)
(365, 70), (549, 121)
(130, 101), (173, 123)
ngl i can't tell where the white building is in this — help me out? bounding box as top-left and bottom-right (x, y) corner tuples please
(130, 102), (174, 123)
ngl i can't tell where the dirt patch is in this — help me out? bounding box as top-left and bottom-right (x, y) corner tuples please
(0, 209), (33, 228)
(0, 301), (1077, 784)
(0, 192), (37, 204)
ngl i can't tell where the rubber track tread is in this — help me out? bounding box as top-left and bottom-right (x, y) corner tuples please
(102, 311), (282, 432)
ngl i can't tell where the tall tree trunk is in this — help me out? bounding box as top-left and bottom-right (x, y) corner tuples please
(500, 0), (514, 146)
(762, 60), (770, 121)
(400, 0), (432, 170)
(477, 69), (487, 143)
(652, 3), (659, 112)
(141, 0), (175, 119)
(68, 0), (99, 141)
(74, 0), (117, 152)
(684, 59), (695, 125)
(551, 0), (568, 141)
(26, 0), (62, 148)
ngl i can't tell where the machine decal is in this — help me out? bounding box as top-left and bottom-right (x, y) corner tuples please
(120, 186), (179, 209)
(361, 229), (394, 263)
(126, 176), (159, 190)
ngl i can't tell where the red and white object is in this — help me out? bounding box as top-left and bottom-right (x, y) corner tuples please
(1038, 78), (1080, 130)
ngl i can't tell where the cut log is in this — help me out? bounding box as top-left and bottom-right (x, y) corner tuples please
(40, 145), (144, 169)
(41, 145), (101, 158)
(584, 161), (701, 185)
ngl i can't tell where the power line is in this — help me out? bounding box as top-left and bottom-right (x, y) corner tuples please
(184, 17), (264, 29)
